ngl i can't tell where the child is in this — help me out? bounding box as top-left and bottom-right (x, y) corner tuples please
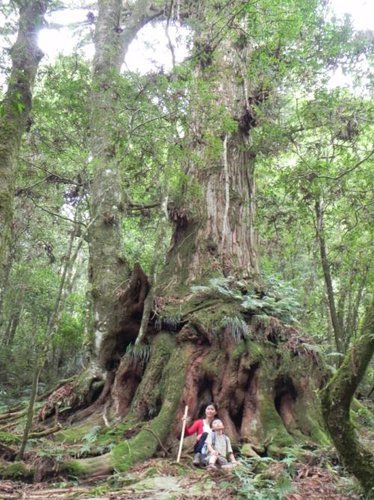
(206, 419), (238, 469)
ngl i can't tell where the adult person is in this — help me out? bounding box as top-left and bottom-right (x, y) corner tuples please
(183, 403), (217, 466)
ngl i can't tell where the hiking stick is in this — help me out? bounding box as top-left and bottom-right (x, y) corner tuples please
(177, 405), (188, 463)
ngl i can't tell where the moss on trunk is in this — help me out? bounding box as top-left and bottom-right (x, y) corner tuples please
(321, 300), (374, 495)
(62, 339), (192, 476)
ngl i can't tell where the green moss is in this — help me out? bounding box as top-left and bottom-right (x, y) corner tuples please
(351, 399), (374, 427)
(62, 460), (89, 477)
(232, 341), (247, 360)
(55, 424), (93, 444)
(294, 399), (330, 446)
(260, 398), (295, 448)
(247, 341), (265, 362)
(201, 350), (224, 377)
(130, 334), (175, 417)
(190, 302), (242, 332)
(0, 461), (33, 480)
(111, 344), (192, 472)
(0, 431), (21, 445)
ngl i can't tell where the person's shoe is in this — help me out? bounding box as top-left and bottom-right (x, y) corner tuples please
(193, 453), (201, 466)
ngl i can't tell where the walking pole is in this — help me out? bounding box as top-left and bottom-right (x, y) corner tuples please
(177, 405), (189, 463)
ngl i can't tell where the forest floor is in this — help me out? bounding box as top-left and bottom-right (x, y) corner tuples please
(0, 400), (372, 499)
(0, 453), (365, 499)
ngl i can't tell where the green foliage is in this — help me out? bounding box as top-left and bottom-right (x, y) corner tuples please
(191, 277), (300, 323)
(0, 0), (372, 437)
(231, 457), (296, 499)
(125, 344), (151, 364)
(221, 316), (249, 342)
(155, 314), (182, 331)
(0, 431), (21, 445)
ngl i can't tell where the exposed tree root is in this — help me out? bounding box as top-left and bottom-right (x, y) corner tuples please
(69, 371), (115, 423)
(29, 425), (62, 439)
(61, 341), (192, 477)
(0, 295), (331, 482)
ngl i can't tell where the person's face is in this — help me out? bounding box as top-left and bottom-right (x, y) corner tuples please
(205, 405), (216, 419)
(213, 421), (224, 433)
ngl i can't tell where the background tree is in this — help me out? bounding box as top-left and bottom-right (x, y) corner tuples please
(321, 298), (374, 495)
(0, 0), (48, 282)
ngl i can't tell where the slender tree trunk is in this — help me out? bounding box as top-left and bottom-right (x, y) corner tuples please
(315, 198), (344, 353)
(0, 226), (16, 330)
(3, 307), (23, 347)
(321, 299), (374, 494)
(17, 363), (42, 460)
(0, 1), (48, 277)
(345, 270), (366, 349)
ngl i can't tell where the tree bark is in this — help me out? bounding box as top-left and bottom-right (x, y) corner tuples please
(321, 299), (374, 494)
(0, 1), (48, 279)
(160, 30), (260, 291)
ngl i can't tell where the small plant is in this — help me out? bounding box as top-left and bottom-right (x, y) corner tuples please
(77, 425), (101, 457)
(221, 315), (249, 342)
(126, 344), (151, 363)
(155, 314), (182, 331)
(191, 277), (242, 301)
(230, 456), (296, 499)
(191, 276), (301, 324)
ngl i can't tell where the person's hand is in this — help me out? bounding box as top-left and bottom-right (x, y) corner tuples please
(182, 415), (191, 424)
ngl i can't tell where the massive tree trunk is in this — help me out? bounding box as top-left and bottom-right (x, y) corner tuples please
(162, 41), (260, 290)
(321, 300), (374, 495)
(0, 0), (48, 295)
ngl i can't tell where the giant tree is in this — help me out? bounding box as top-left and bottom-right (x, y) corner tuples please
(53, 0), (334, 477)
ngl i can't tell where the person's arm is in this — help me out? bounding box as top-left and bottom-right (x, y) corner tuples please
(184, 419), (201, 437)
(226, 437), (237, 463)
(206, 433), (218, 456)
